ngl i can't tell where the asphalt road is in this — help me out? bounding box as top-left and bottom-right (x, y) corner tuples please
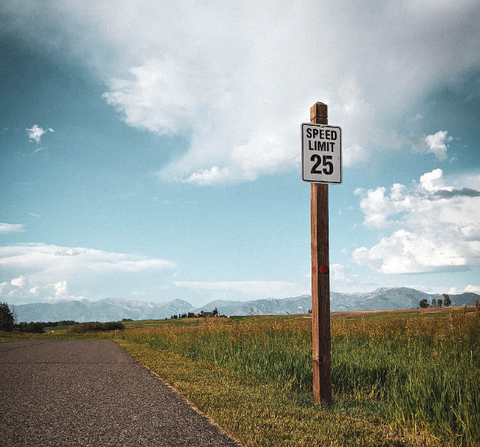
(0, 339), (242, 447)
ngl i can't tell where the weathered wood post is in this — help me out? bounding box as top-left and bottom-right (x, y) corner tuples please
(310, 102), (332, 405)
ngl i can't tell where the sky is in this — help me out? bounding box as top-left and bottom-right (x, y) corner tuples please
(1, 1), (480, 308)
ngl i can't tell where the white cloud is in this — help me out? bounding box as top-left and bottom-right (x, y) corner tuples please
(354, 183), (408, 229)
(464, 284), (480, 293)
(54, 248), (83, 256)
(3, 278), (79, 303)
(26, 125), (53, 143)
(4, 1), (479, 184)
(184, 167), (233, 186)
(343, 145), (370, 167)
(0, 223), (25, 234)
(409, 114), (423, 122)
(451, 172), (480, 191)
(0, 243), (176, 304)
(11, 275), (29, 288)
(54, 280), (67, 296)
(353, 170), (480, 274)
(419, 168), (453, 192)
(103, 58), (203, 136)
(425, 131), (452, 161)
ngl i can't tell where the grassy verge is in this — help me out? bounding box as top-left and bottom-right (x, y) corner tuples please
(116, 309), (479, 446)
(117, 339), (418, 447)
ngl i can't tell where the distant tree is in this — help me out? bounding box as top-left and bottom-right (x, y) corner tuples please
(212, 307), (218, 316)
(419, 299), (429, 309)
(24, 322), (44, 334)
(181, 313), (187, 319)
(187, 312), (195, 319)
(437, 299), (443, 307)
(103, 322), (124, 331)
(443, 294), (452, 307)
(432, 298), (437, 307)
(0, 302), (15, 332)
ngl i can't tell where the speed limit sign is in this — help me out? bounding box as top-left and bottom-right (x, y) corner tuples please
(301, 123), (342, 184)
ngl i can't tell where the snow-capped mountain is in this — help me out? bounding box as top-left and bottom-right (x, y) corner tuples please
(12, 287), (479, 323)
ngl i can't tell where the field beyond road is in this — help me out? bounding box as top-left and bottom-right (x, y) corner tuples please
(116, 307), (480, 447)
(0, 339), (241, 447)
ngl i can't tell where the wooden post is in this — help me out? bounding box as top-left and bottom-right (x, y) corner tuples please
(310, 102), (332, 405)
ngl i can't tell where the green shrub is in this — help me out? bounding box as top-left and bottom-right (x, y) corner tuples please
(66, 321), (124, 334)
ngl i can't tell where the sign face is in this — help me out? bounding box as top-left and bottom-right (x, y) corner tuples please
(301, 124), (342, 184)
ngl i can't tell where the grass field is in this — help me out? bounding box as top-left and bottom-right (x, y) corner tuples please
(115, 308), (479, 446)
(3, 307), (479, 446)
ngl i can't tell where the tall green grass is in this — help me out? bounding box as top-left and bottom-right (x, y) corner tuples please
(119, 310), (480, 446)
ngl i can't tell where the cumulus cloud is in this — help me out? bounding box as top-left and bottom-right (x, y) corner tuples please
(425, 131), (453, 161)
(26, 125), (53, 143)
(11, 275), (29, 288)
(3, 1), (479, 184)
(0, 243), (176, 304)
(420, 168), (453, 193)
(0, 223), (25, 234)
(353, 170), (480, 273)
(353, 230), (468, 274)
(353, 169), (480, 274)
(3, 276), (79, 303)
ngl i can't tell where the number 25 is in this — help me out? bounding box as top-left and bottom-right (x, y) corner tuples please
(311, 154), (333, 175)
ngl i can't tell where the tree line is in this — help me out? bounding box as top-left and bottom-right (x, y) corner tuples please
(0, 302), (123, 334)
(168, 307), (221, 320)
(419, 294), (452, 309)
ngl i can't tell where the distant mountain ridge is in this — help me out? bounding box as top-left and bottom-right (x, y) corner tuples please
(12, 287), (480, 323)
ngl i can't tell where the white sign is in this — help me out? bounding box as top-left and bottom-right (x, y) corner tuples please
(301, 124), (342, 184)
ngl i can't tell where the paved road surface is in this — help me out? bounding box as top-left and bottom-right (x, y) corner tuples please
(0, 339), (241, 447)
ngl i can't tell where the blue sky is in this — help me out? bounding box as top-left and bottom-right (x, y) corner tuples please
(1, 1), (479, 307)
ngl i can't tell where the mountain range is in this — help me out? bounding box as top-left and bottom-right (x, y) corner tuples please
(12, 287), (480, 323)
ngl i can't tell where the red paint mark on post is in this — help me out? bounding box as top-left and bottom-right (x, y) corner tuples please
(312, 266), (317, 274)
(319, 265), (329, 274)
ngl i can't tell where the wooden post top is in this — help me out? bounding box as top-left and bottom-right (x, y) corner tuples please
(310, 102), (328, 123)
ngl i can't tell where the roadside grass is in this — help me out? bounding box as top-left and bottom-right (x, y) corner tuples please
(0, 329), (112, 340)
(117, 339), (415, 447)
(116, 309), (480, 446)
(44, 325), (71, 331)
